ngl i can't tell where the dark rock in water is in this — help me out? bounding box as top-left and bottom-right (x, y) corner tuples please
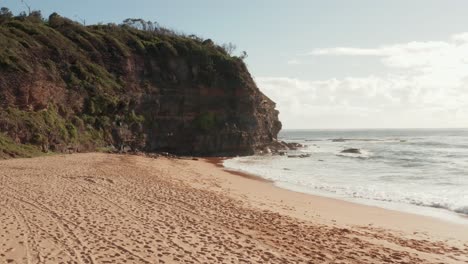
(259, 140), (304, 155)
(341, 148), (361, 154)
(285, 142), (304, 149)
(287, 153), (311, 158)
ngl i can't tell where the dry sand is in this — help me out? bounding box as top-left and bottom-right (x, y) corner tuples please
(0, 153), (467, 263)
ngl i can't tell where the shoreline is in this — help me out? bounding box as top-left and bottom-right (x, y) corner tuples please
(205, 157), (273, 183)
(219, 156), (468, 227)
(203, 157), (468, 242)
(1, 153), (467, 263)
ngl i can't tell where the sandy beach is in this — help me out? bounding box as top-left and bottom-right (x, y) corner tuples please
(0, 153), (467, 263)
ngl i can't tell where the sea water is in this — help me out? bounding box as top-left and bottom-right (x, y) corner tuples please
(223, 129), (468, 224)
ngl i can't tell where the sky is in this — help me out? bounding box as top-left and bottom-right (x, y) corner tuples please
(2, 0), (468, 129)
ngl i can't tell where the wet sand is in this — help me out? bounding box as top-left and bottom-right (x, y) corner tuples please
(0, 153), (467, 263)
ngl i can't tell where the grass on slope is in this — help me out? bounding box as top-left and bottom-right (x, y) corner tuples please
(0, 133), (44, 159)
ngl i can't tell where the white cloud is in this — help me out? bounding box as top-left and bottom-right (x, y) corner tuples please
(310, 34), (468, 80)
(258, 75), (468, 128)
(310, 47), (385, 56)
(309, 41), (452, 57)
(452, 32), (468, 42)
(258, 33), (468, 128)
(287, 59), (301, 65)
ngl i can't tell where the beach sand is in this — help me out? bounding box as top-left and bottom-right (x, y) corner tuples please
(0, 153), (467, 263)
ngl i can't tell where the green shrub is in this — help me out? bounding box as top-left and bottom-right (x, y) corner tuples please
(0, 133), (43, 158)
(66, 123), (78, 140)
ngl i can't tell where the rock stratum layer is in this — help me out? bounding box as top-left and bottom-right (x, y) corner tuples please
(0, 12), (281, 157)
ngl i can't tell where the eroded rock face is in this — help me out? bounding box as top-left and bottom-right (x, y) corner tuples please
(114, 53), (282, 156)
(0, 16), (281, 156)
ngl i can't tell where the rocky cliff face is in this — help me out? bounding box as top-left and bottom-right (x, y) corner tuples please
(0, 12), (281, 157)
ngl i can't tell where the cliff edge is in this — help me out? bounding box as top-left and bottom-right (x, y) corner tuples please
(0, 11), (282, 157)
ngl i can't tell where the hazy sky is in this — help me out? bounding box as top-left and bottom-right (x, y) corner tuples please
(3, 0), (468, 128)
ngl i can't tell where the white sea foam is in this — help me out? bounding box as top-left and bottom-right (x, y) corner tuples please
(223, 129), (468, 224)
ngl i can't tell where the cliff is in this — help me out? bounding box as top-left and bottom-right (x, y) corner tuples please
(0, 11), (282, 158)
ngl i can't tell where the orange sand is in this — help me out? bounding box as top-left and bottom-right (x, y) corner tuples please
(0, 153), (467, 263)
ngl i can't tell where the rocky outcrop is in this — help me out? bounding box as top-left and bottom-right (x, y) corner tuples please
(255, 140), (303, 155)
(0, 13), (282, 157)
(341, 148), (361, 154)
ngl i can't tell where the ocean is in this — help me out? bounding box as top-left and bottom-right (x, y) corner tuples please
(224, 129), (468, 224)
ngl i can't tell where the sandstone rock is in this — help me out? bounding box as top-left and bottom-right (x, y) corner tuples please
(0, 16), (282, 157)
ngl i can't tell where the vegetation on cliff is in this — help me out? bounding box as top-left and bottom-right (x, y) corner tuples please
(0, 8), (281, 158)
